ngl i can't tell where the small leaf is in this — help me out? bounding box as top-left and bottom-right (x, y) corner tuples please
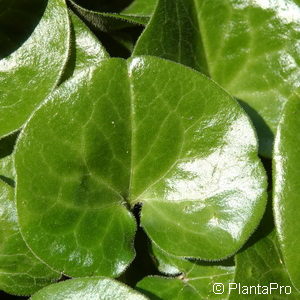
(0, 157), (60, 296)
(15, 56), (266, 277)
(134, 0), (300, 157)
(137, 243), (234, 299)
(30, 277), (148, 300)
(273, 96), (300, 292)
(0, 0), (70, 138)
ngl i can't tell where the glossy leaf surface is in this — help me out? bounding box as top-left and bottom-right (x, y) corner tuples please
(30, 277), (148, 300)
(137, 244), (234, 299)
(15, 59), (138, 278)
(273, 96), (300, 291)
(0, 157), (60, 296)
(134, 0), (300, 157)
(229, 231), (299, 299)
(15, 56), (266, 277)
(0, 0), (70, 138)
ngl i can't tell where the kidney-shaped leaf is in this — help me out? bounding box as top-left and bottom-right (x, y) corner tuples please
(273, 96), (300, 292)
(134, 0), (300, 157)
(0, 0), (70, 138)
(0, 157), (60, 296)
(30, 277), (148, 300)
(15, 56), (267, 277)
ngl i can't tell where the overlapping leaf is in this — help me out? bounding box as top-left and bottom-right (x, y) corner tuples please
(137, 244), (234, 299)
(134, 0), (300, 157)
(68, 0), (148, 33)
(15, 56), (266, 277)
(123, 0), (157, 17)
(0, 155), (60, 296)
(30, 277), (148, 299)
(60, 11), (109, 83)
(0, 10), (110, 296)
(273, 95), (300, 292)
(229, 231), (299, 299)
(0, 0), (70, 138)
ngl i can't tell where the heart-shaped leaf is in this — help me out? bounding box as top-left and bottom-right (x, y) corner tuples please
(134, 0), (300, 157)
(0, 0), (70, 138)
(30, 277), (148, 300)
(15, 56), (266, 277)
(0, 156), (60, 296)
(137, 243), (234, 299)
(273, 96), (300, 291)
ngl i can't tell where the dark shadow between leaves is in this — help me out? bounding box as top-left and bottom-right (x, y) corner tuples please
(236, 192), (274, 253)
(58, 17), (77, 85)
(260, 155), (272, 191)
(119, 203), (159, 287)
(0, 131), (19, 159)
(237, 99), (274, 157)
(92, 26), (144, 59)
(0, 0), (47, 59)
(135, 287), (163, 300)
(0, 291), (27, 300)
(0, 176), (15, 188)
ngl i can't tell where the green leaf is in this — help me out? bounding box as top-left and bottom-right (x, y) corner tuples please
(30, 277), (148, 300)
(137, 243), (234, 299)
(0, 157), (60, 296)
(134, 0), (300, 157)
(273, 95), (300, 292)
(70, 0), (133, 13)
(122, 0), (157, 17)
(60, 11), (109, 83)
(0, 156), (15, 185)
(15, 56), (266, 277)
(229, 230), (300, 299)
(133, 0), (208, 75)
(0, 0), (70, 138)
(68, 0), (148, 33)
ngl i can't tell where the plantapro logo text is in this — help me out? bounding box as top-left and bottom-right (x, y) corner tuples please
(213, 282), (292, 295)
